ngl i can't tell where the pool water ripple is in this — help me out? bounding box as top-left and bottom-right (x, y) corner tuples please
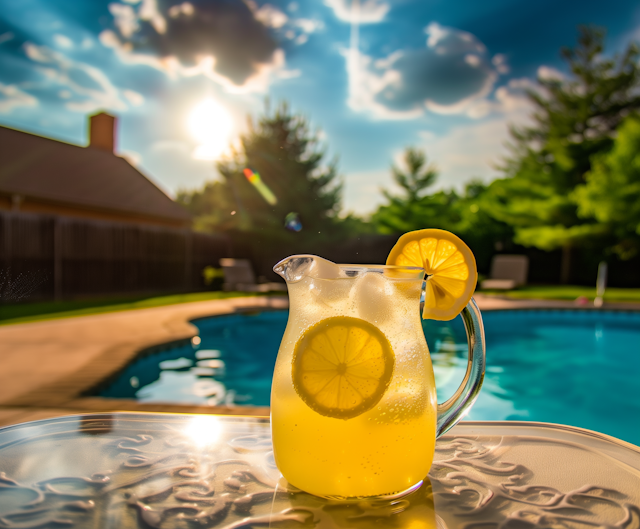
(97, 309), (640, 445)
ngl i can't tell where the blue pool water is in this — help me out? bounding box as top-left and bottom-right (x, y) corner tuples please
(98, 309), (640, 445)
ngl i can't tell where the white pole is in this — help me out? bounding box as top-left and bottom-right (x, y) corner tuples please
(594, 261), (607, 308)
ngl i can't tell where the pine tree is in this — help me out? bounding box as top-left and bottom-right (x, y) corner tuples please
(372, 147), (458, 234)
(388, 147), (438, 203)
(217, 102), (342, 239)
(179, 102), (343, 242)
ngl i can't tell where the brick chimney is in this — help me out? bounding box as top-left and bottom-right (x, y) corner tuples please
(89, 112), (116, 152)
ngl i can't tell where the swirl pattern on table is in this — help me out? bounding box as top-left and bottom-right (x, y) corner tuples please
(0, 418), (638, 529)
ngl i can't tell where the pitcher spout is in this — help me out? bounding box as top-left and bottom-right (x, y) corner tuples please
(273, 255), (342, 283)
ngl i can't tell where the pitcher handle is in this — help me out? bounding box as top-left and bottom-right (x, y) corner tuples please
(436, 297), (486, 437)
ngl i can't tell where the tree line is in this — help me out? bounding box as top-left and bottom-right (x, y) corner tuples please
(178, 27), (640, 283)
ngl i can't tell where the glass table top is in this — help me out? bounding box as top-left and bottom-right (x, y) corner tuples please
(0, 413), (638, 529)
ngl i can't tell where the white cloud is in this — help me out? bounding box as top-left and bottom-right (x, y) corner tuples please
(0, 83), (38, 113)
(325, 0), (390, 24)
(465, 54), (481, 67)
(345, 22), (502, 120)
(494, 78), (537, 113)
(425, 22), (485, 53)
(492, 53), (509, 74)
(64, 99), (110, 113)
(52, 34), (73, 49)
(120, 149), (142, 167)
(151, 139), (191, 153)
(255, 4), (288, 29)
(343, 168), (390, 214)
(168, 2), (194, 18)
(24, 42), (129, 112)
(460, 77), (537, 119)
(345, 48), (423, 119)
(417, 130), (436, 140)
(295, 18), (324, 33)
(274, 63), (302, 79)
(282, 17), (323, 46)
(184, 50), (299, 92)
(343, 78), (537, 213)
(144, 139), (221, 191)
(537, 65), (566, 82)
(101, 1), (296, 94)
(417, 89), (535, 192)
(109, 2), (140, 38)
(139, 0), (166, 34)
(99, 29), (168, 71)
(123, 89), (144, 106)
(23, 43), (54, 63)
(101, 28), (298, 94)
(419, 119), (513, 190)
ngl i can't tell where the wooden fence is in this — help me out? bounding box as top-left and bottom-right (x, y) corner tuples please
(0, 212), (231, 302)
(4, 212), (638, 303)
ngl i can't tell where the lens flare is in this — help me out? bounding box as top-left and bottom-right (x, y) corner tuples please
(243, 168), (277, 205)
(284, 212), (302, 232)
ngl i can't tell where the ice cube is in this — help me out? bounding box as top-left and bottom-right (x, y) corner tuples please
(308, 255), (342, 279)
(273, 255), (341, 282)
(308, 273), (353, 309)
(355, 271), (393, 324)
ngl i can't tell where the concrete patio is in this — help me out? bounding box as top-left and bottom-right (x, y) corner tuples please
(1, 293), (638, 429)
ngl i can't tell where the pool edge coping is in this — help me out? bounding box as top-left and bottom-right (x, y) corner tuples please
(1, 296), (287, 419)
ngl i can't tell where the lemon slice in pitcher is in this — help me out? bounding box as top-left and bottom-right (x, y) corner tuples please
(292, 316), (395, 420)
(386, 229), (477, 321)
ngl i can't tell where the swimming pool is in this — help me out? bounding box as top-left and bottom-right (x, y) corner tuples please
(97, 309), (640, 445)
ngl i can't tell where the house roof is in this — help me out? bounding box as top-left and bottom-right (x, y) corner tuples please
(0, 125), (191, 223)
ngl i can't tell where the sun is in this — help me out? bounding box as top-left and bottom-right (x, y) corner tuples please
(188, 98), (233, 160)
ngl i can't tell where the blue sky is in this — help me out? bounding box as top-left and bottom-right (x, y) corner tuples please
(1, 0), (639, 214)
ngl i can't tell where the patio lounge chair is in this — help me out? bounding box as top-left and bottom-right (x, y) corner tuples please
(219, 258), (287, 292)
(480, 254), (529, 290)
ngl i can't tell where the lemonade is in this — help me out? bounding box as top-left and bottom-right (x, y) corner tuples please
(271, 230), (484, 499)
(271, 262), (436, 498)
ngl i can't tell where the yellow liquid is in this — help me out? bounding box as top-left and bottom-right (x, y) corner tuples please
(271, 272), (437, 498)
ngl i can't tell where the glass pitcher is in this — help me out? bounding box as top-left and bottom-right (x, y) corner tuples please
(271, 255), (485, 499)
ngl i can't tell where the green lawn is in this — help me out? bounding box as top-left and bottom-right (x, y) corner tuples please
(2, 285), (638, 327)
(480, 285), (640, 302)
(0, 291), (276, 326)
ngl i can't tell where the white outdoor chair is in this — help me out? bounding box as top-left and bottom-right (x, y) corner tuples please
(480, 255), (529, 290)
(219, 258), (287, 292)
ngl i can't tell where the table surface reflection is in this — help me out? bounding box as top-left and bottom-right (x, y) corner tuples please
(0, 413), (639, 529)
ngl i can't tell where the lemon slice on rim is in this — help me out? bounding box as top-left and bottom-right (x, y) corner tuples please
(292, 316), (395, 420)
(386, 229), (477, 321)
